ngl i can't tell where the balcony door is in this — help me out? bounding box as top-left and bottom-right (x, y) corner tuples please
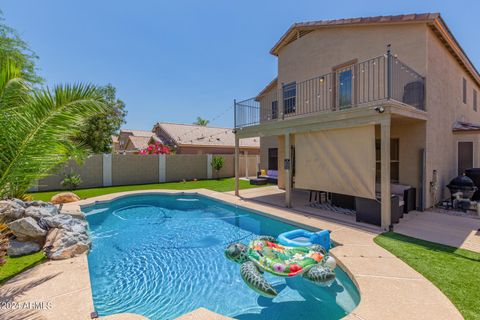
(337, 69), (353, 109)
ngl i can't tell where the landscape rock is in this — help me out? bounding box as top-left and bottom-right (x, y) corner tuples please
(7, 239), (41, 257)
(50, 192), (80, 204)
(24, 200), (49, 207)
(11, 199), (26, 208)
(8, 217), (47, 239)
(44, 228), (90, 260)
(24, 205), (58, 220)
(43, 214), (87, 233)
(0, 200), (25, 222)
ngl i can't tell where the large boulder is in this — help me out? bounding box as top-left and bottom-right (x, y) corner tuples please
(24, 205), (58, 220)
(7, 239), (41, 257)
(24, 200), (51, 207)
(8, 217), (47, 240)
(0, 200), (25, 222)
(43, 214), (87, 233)
(44, 228), (90, 260)
(50, 192), (80, 204)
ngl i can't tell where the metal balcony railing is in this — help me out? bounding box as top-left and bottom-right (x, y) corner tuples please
(234, 51), (425, 128)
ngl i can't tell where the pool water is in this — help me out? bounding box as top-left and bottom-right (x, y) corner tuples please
(83, 194), (360, 320)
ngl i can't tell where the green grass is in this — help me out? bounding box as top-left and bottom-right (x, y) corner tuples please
(29, 178), (266, 202)
(0, 252), (46, 284)
(374, 232), (480, 320)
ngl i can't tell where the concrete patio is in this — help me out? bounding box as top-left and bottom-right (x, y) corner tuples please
(232, 186), (480, 252)
(1, 187), (467, 320)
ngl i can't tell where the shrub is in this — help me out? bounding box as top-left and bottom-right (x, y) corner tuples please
(61, 172), (82, 190)
(211, 156), (225, 179)
(139, 142), (171, 155)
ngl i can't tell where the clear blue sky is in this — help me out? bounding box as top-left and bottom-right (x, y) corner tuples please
(2, 0), (480, 130)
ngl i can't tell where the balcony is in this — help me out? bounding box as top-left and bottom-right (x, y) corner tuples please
(234, 53), (425, 128)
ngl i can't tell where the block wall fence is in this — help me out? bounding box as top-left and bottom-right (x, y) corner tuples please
(33, 154), (259, 192)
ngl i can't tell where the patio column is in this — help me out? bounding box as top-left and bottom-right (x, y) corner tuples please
(285, 132), (292, 207)
(234, 136), (240, 196)
(380, 117), (391, 231)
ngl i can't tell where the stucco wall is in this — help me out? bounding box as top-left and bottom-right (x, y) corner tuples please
(277, 24), (427, 86)
(166, 154), (208, 181)
(259, 136), (278, 170)
(112, 154), (159, 186)
(37, 155), (103, 191)
(424, 27), (480, 206)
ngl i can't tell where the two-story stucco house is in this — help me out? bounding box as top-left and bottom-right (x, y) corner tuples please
(233, 13), (480, 230)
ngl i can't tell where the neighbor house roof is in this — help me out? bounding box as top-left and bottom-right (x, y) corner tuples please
(120, 129), (154, 137)
(270, 13), (480, 85)
(153, 122), (259, 148)
(125, 135), (152, 150)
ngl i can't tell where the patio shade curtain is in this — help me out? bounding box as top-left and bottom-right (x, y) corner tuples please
(295, 125), (376, 199)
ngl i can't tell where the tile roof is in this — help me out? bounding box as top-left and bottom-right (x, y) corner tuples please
(126, 135), (152, 150)
(154, 122), (259, 148)
(121, 129), (154, 137)
(271, 13), (440, 55)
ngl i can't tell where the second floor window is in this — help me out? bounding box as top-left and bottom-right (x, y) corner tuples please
(338, 69), (353, 108)
(474, 89), (477, 112)
(463, 78), (467, 104)
(271, 100), (278, 119)
(283, 82), (296, 114)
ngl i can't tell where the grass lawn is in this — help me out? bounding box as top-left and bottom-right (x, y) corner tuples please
(0, 252), (46, 284)
(29, 178), (267, 202)
(374, 232), (480, 320)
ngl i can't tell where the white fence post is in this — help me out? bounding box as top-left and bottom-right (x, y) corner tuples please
(159, 154), (166, 183)
(102, 154), (112, 187)
(207, 154), (213, 179)
(245, 151), (249, 178)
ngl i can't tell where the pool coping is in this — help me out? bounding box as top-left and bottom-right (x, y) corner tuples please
(16, 188), (463, 320)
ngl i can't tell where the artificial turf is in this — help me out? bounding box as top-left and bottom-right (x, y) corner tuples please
(0, 251), (46, 284)
(374, 231), (480, 320)
(29, 178), (265, 202)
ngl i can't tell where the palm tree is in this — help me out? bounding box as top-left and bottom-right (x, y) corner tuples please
(0, 57), (107, 199)
(194, 117), (209, 126)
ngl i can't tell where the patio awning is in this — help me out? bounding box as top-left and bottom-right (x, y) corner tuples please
(295, 125), (376, 199)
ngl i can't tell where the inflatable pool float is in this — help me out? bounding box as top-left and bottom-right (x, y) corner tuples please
(225, 236), (336, 298)
(278, 229), (331, 250)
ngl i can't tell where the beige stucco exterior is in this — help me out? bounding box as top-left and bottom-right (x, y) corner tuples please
(239, 16), (480, 217)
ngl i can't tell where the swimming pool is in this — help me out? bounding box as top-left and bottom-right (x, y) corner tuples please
(83, 193), (360, 320)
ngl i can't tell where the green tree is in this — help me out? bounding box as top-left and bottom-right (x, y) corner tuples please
(194, 117), (209, 126)
(75, 84), (127, 153)
(0, 57), (107, 199)
(211, 156), (225, 179)
(0, 11), (42, 84)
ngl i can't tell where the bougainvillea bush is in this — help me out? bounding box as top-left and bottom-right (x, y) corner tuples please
(139, 142), (171, 155)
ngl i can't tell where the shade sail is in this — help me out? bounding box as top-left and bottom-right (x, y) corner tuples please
(295, 125), (376, 199)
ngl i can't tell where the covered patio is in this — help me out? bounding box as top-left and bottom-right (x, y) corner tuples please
(234, 104), (428, 231)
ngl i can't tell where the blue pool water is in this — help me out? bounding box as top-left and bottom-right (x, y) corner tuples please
(83, 194), (360, 320)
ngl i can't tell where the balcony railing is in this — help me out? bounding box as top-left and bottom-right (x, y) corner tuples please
(234, 52), (425, 128)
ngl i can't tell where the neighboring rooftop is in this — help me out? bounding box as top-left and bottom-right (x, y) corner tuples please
(153, 122), (259, 148)
(270, 13), (480, 85)
(125, 135), (153, 150)
(121, 129), (154, 137)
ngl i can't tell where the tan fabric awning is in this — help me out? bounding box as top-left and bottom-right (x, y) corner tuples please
(295, 125), (376, 199)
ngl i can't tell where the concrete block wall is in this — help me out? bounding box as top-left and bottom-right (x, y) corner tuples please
(35, 154), (259, 192)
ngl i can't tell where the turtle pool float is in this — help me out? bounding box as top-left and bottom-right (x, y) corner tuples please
(225, 236), (336, 298)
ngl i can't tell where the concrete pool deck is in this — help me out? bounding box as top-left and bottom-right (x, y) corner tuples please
(1, 188), (463, 320)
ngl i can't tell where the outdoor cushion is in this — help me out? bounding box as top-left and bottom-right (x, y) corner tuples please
(267, 170), (278, 178)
